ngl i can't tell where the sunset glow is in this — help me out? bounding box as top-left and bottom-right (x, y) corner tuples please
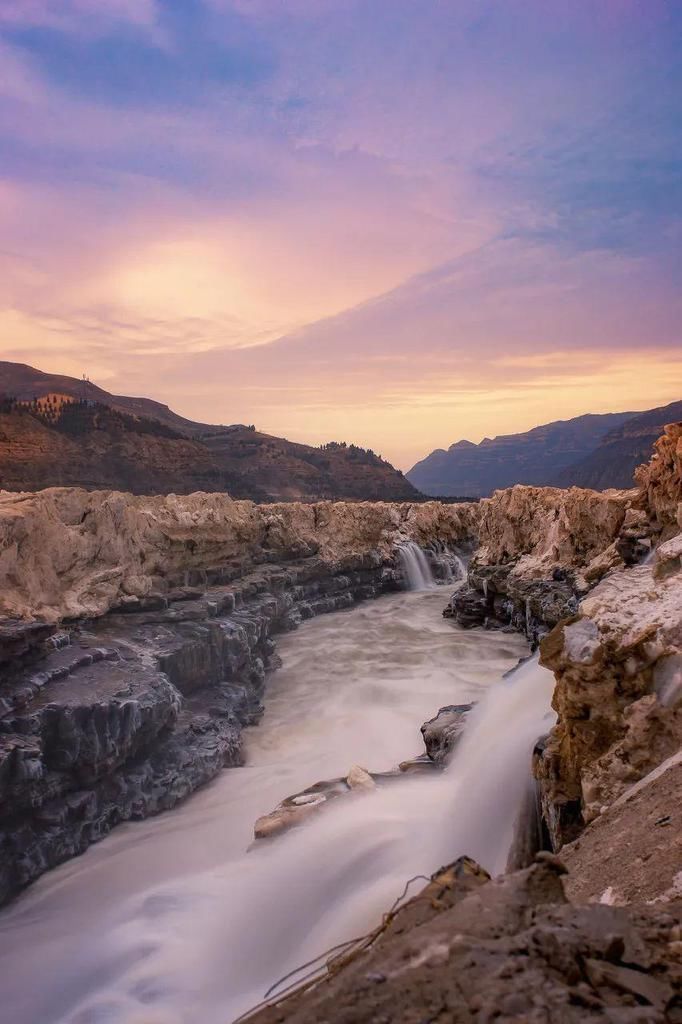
(1, 0), (680, 466)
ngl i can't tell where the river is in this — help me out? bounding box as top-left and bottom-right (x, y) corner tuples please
(0, 586), (555, 1024)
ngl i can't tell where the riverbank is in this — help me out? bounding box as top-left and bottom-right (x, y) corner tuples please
(0, 589), (530, 1024)
(0, 422), (680, 1022)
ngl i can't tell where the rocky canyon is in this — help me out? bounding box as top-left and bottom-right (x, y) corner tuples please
(0, 420), (680, 1022)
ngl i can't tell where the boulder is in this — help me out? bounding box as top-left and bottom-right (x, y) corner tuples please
(420, 704), (473, 765)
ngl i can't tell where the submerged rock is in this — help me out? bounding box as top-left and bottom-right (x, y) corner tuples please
(346, 765), (376, 791)
(420, 703), (473, 765)
(252, 701), (481, 845)
(253, 777), (352, 841)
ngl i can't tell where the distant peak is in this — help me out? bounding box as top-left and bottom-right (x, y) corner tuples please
(448, 439), (476, 451)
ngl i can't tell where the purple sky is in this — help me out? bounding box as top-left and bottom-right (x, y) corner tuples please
(1, 0), (680, 466)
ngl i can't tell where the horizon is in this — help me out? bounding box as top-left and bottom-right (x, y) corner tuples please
(4, 355), (679, 472)
(1, 1), (681, 468)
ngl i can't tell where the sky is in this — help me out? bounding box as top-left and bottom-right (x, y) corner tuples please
(0, 0), (681, 469)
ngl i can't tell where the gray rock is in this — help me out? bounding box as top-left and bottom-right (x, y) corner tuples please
(421, 703), (473, 765)
(0, 556), (396, 904)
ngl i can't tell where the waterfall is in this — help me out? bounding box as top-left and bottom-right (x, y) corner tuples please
(0, 603), (555, 1024)
(397, 541), (435, 590)
(451, 553), (467, 581)
(642, 545), (656, 566)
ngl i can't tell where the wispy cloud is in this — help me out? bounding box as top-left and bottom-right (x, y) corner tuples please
(0, 0), (680, 465)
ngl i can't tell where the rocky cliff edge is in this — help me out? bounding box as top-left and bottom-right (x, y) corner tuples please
(0, 490), (478, 624)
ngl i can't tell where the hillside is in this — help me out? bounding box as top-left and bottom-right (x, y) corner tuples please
(407, 411), (634, 497)
(407, 402), (681, 496)
(0, 361), (225, 436)
(0, 362), (420, 503)
(554, 399), (682, 489)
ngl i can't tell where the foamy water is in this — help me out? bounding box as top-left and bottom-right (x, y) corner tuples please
(0, 590), (554, 1024)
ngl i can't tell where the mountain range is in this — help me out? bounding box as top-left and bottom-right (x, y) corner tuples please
(407, 400), (682, 497)
(0, 361), (419, 503)
(2, 360), (678, 501)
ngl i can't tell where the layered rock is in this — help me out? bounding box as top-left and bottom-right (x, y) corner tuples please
(0, 488), (478, 625)
(443, 423), (682, 874)
(447, 484), (635, 640)
(536, 531), (682, 849)
(1, 422), (679, 908)
(636, 421), (682, 537)
(0, 490), (478, 903)
(0, 558), (402, 903)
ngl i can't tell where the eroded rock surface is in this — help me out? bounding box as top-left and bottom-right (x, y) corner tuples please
(636, 422), (682, 537)
(420, 703), (473, 765)
(446, 484), (637, 641)
(562, 752), (682, 907)
(242, 855), (682, 1024)
(0, 489), (478, 624)
(0, 557), (403, 903)
(536, 533), (682, 849)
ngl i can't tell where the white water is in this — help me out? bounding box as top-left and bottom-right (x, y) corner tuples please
(0, 591), (555, 1024)
(397, 541), (435, 590)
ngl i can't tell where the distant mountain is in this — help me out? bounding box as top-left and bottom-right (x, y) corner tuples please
(554, 400), (682, 490)
(0, 361), (421, 503)
(407, 412), (634, 497)
(407, 402), (682, 497)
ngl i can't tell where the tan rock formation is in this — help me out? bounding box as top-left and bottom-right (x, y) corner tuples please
(562, 751), (682, 906)
(0, 489), (479, 623)
(635, 421), (682, 537)
(537, 518), (682, 847)
(242, 856), (682, 1024)
(475, 483), (631, 578)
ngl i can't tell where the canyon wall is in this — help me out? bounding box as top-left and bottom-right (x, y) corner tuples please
(535, 422), (682, 853)
(443, 422), (682, 882)
(446, 483), (640, 641)
(0, 489), (478, 625)
(0, 422), (679, 905)
(0, 490), (476, 903)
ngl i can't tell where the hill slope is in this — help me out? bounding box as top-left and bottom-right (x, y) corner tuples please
(0, 362), (420, 502)
(554, 400), (682, 490)
(407, 412), (634, 497)
(408, 402), (682, 496)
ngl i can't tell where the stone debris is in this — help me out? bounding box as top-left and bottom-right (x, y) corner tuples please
(346, 765), (376, 791)
(241, 855), (682, 1024)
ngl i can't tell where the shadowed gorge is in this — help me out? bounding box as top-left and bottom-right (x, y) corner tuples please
(0, 422), (680, 1021)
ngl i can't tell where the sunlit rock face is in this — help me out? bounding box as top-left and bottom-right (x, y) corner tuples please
(635, 420), (682, 537)
(0, 490), (479, 624)
(537, 531), (682, 848)
(446, 485), (636, 641)
(534, 422), (682, 849)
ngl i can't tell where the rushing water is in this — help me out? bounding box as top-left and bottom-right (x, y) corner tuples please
(397, 541), (436, 590)
(0, 589), (555, 1024)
